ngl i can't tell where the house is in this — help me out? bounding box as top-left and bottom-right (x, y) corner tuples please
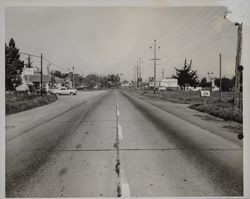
(23, 74), (51, 90)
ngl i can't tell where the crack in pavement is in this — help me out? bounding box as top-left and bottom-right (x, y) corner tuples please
(114, 95), (122, 197)
(55, 148), (242, 152)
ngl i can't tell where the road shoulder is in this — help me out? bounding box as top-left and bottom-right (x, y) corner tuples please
(122, 90), (242, 147)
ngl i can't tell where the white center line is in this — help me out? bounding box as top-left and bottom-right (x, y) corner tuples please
(120, 169), (131, 197)
(118, 124), (123, 140)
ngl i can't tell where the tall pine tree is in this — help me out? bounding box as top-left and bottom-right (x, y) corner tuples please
(5, 38), (24, 91)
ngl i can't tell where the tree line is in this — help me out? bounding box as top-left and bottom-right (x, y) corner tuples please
(5, 38), (238, 92)
(172, 58), (237, 91)
(5, 38), (121, 91)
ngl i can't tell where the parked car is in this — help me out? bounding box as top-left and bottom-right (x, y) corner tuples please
(158, 86), (166, 91)
(50, 87), (77, 95)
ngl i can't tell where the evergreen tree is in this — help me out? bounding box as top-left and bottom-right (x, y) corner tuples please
(172, 59), (199, 89)
(199, 77), (210, 88)
(5, 38), (24, 91)
(214, 77), (234, 91)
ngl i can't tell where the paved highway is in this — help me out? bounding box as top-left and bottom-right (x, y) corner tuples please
(6, 89), (243, 197)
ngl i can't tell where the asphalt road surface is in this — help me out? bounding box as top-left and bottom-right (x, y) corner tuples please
(6, 89), (243, 197)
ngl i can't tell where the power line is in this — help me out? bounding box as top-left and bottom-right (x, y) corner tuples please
(43, 57), (68, 72)
(164, 7), (226, 52)
(166, 22), (235, 63)
(20, 51), (68, 72)
(19, 51), (40, 59)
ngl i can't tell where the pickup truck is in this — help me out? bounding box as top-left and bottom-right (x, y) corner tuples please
(50, 87), (77, 95)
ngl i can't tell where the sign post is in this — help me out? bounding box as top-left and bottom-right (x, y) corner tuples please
(200, 90), (210, 107)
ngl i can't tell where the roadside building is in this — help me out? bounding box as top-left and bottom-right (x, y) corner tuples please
(23, 74), (51, 89)
(149, 81), (160, 89)
(121, 82), (130, 88)
(160, 78), (179, 91)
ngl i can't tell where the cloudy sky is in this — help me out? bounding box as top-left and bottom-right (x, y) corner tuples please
(5, 6), (237, 81)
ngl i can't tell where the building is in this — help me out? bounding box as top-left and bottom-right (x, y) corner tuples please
(149, 81), (160, 89)
(22, 66), (65, 91)
(160, 78), (179, 91)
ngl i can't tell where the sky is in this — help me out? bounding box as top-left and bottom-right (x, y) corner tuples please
(5, 6), (238, 81)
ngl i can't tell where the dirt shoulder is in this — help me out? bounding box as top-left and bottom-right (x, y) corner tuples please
(132, 89), (242, 124)
(122, 89), (242, 147)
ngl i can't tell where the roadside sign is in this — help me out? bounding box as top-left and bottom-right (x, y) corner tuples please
(200, 90), (210, 107)
(200, 90), (210, 97)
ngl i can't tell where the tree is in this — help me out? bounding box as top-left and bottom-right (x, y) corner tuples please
(214, 77), (234, 91)
(199, 77), (210, 88)
(51, 70), (67, 78)
(5, 38), (24, 91)
(172, 58), (199, 89)
(100, 76), (108, 88)
(108, 74), (120, 84)
(84, 74), (101, 88)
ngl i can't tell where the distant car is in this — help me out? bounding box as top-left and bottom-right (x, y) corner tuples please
(77, 85), (87, 90)
(50, 87), (77, 95)
(158, 86), (166, 91)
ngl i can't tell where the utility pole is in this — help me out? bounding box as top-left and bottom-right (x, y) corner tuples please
(40, 53), (43, 96)
(219, 53), (222, 101)
(134, 66), (136, 87)
(27, 54), (31, 84)
(149, 39), (160, 94)
(162, 69), (164, 79)
(138, 58), (142, 88)
(72, 66), (75, 88)
(208, 72), (214, 91)
(234, 22), (243, 110)
(136, 61), (139, 88)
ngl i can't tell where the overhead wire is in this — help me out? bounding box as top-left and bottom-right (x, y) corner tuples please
(166, 19), (235, 64)
(19, 51), (68, 72)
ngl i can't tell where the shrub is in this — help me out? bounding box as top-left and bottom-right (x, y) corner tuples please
(190, 103), (242, 123)
(6, 93), (57, 115)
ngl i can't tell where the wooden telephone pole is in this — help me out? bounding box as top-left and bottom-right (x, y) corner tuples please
(219, 53), (222, 101)
(149, 39), (160, 94)
(40, 53), (43, 96)
(234, 23), (243, 110)
(136, 61), (139, 87)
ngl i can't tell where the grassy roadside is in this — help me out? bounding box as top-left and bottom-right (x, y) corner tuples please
(127, 88), (242, 123)
(6, 91), (57, 115)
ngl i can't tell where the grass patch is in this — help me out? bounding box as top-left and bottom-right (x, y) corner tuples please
(128, 89), (242, 123)
(190, 102), (242, 123)
(6, 91), (57, 115)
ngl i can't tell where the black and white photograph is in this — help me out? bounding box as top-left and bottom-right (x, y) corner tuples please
(1, 0), (250, 198)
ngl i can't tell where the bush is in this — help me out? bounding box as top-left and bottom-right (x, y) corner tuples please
(6, 92), (57, 115)
(190, 103), (242, 123)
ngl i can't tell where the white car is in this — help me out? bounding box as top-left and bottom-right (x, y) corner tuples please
(50, 87), (77, 95)
(158, 86), (166, 91)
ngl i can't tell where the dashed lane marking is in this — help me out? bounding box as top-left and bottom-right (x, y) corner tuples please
(118, 124), (123, 140)
(120, 169), (131, 197)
